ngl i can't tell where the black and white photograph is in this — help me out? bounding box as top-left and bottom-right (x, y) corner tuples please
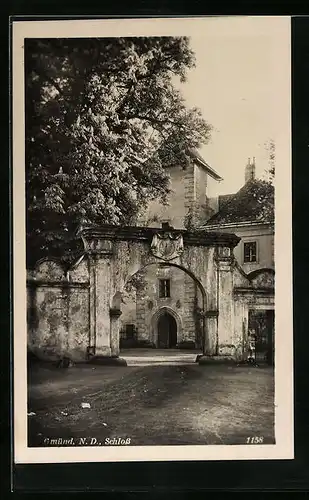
(12, 16), (293, 463)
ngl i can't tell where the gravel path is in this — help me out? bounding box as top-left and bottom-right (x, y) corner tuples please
(28, 362), (275, 447)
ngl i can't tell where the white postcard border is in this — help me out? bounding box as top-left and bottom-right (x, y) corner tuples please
(12, 16), (293, 464)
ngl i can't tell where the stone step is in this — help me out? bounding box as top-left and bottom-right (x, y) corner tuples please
(123, 355), (197, 362)
(124, 359), (197, 367)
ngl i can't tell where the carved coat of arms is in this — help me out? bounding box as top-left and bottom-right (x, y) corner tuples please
(150, 232), (184, 261)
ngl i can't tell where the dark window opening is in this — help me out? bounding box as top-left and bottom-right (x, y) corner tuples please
(159, 279), (171, 298)
(248, 309), (274, 365)
(244, 242), (257, 263)
(120, 324), (136, 340)
(125, 324), (136, 340)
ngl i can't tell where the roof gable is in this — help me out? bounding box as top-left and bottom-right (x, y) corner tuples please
(203, 179), (274, 226)
(187, 148), (223, 181)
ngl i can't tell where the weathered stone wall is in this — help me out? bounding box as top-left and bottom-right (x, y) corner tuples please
(27, 225), (274, 363)
(182, 271), (197, 341)
(120, 297), (136, 331)
(27, 257), (90, 361)
(232, 265), (275, 360)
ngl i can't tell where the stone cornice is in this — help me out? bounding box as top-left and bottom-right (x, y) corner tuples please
(79, 225), (241, 249)
(234, 287), (274, 295)
(27, 279), (90, 288)
(202, 220), (274, 230)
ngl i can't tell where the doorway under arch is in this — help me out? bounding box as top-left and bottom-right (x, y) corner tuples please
(151, 307), (182, 349)
(157, 311), (178, 348)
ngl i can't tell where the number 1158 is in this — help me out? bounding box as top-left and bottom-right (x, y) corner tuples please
(246, 436), (264, 444)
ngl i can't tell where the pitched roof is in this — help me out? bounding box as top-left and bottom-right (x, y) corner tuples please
(187, 148), (223, 181)
(218, 193), (234, 210)
(202, 179), (274, 227)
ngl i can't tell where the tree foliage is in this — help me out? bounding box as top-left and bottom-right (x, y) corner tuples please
(263, 138), (275, 183)
(250, 179), (274, 223)
(25, 37), (212, 264)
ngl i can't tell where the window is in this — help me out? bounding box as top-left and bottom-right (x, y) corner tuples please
(159, 279), (171, 298)
(125, 324), (136, 340)
(244, 242), (257, 263)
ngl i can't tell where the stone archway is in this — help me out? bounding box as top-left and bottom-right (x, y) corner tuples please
(27, 224), (243, 363)
(78, 224), (240, 361)
(151, 306), (182, 348)
(121, 260), (206, 352)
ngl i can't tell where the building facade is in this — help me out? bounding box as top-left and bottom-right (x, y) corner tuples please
(120, 149), (223, 349)
(138, 148), (222, 229)
(119, 154), (274, 363)
(202, 158), (274, 274)
(27, 153), (275, 364)
(202, 158), (275, 363)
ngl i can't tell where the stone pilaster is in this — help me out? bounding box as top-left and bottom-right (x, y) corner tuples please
(136, 290), (147, 340)
(204, 310), (219, 355)
(216, 247), (235, 357)
(94, 255), (113, 356)
(110, 307), (122, 356)
(88, 255), (97, 350)
(183, 272), (196, 340)
(83, 237), (114, 357)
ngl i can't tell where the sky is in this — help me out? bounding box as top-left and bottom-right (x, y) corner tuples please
(178, 31), (277, 197)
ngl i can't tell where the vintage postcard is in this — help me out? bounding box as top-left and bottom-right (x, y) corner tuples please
(12, 16), (293, 464)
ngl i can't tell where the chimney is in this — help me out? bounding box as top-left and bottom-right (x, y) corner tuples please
(245, 157), (256, 183)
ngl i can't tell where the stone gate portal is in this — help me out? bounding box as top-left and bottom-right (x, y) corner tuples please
(27, 224), (275, 364)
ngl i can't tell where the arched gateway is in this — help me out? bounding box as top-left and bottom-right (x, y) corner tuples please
(26, 224), (275, 364)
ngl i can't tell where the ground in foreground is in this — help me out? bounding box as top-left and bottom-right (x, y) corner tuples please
(28, 362), (275, 446)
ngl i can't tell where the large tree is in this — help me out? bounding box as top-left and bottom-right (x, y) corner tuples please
(25, 37), (212, 265)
